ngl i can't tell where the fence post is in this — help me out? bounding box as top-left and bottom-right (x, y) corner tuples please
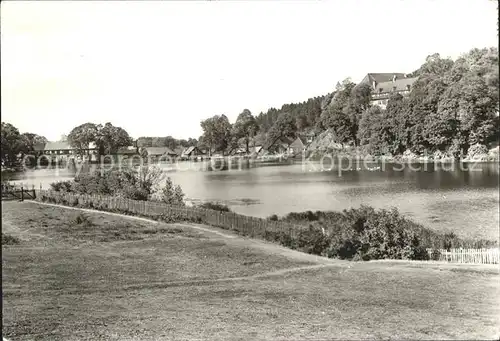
(21, 186), (24, 201)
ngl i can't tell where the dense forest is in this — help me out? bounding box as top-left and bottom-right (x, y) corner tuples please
(197, 47), (499, 158)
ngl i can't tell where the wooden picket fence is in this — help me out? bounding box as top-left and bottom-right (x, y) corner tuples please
(1, 182), (36, 201)
(427, 248), (499, 264)
(34, 189), (308, 239)
(32, 190), (499, 264)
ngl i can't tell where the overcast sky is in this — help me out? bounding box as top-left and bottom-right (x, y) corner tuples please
(1, 0), (498, 141)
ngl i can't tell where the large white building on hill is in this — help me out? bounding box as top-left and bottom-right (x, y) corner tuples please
(360, 73), (418, 109)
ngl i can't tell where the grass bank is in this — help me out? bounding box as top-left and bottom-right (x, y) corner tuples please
(2, 201), (499, 340)
(37, 189), (497, 263)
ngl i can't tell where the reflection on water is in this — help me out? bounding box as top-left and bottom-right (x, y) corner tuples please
(4, 161), (499, 240)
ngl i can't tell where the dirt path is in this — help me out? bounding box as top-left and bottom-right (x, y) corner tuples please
(25, 200), (349, 268)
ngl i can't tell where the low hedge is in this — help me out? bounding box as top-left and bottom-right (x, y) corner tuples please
(37, 193), (496, 262)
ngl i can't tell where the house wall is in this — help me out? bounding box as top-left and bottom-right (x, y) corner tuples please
(370, 89), (412, 109)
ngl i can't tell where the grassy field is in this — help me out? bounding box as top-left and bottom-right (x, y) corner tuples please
(2, 201), (499, 340)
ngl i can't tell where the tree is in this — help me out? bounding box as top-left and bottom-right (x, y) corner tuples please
(264, 112), (297, 150)
(295, 114), (308, 131)
(319, 79), (359, 146)
(68, 122), (132, 156)
(187, 138), (198, 147)
(407, 53), (454, 78)
(137, 137), (153, 148)
(96, 123), (133, 155)
(358, 106), (383, 153)
(68, 123), (99, 155)
(158, 177), (185, 206)
(139, 147), (148, 159)
(231, 109), (258, 154)
(1, 122), (23, 167)
(200, 115), (232, 155)
(20, 133), (48, 156)
(385, 93), (409, 155)
(344, 83), (372, 145)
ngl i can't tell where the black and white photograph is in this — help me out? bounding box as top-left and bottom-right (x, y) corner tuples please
(1, 0), (499, 340)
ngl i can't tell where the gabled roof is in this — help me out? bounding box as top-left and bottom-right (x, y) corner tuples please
(290, 136), (309, 148)
(42, 142), (72, 150)
(34, 143), (46, 151)
(182, 146), (197, 155)
(265, 137), (295, 151)
(361, 73), (408, 85)
(36, 141), (97, 151)
(145, 147), (177, 156)
(373, 77), (418, 94)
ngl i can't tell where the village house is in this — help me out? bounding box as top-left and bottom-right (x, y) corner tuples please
(180, 146), (204, 160)
(360, 73), (418, 109)
(143, 147), (178, 161)
(231, 145), (263, 157)
(34, 141), (98, 162)
(288, 136), (308, 156)
(263, 132), (315, 156)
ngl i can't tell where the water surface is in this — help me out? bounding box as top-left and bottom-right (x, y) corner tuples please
(6, 161), (499, 240)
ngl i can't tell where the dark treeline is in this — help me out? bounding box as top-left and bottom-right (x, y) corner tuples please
(196, 47), (499, 158)
(135, 136), (198, 150)
(1, 122), (48, 168)
(355, 49), (499, 157)
(255, 96), (326, 134)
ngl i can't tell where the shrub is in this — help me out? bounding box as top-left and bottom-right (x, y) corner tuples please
(66, 166), (167, 201)
(283, 210), (319, 222)
(282, 206), (455, 261)
(50, 181), (73, 192)
(158, 211), (202, 224)
(200, 202), (230, 212)
(2, 233), (20, 245)
(430, 248), (441, 261)
(467, 144), (488, 159)
(294, 225), (330, 256)
(156, 177), (185, 206)
(267, 214), (279, 221)
(71, 213), (94, 227)
(69, 197), (79, 206)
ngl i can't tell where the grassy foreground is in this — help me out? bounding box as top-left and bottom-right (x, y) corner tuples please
(2, 201), (499, 340)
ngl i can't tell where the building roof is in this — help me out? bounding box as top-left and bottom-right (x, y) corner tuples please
(361, 73), (408, 85)
(145, 147), (177, 156)
(35, 141), (97, 151)
(373, 77), (418, 94)
(182, 146), (201, 156)
(42, 142), (73, 150)
(291, 136), (309, 148)
(34, 143), (47, 151)
(116, 146), (138, 155)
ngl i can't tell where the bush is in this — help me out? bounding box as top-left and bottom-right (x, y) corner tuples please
(69, 197), (79, 206)
(2, 233), (20, 245)
(200, 202), (230, 212)
(281, 206), (460, 261)
(157, 212), (202, 224)
(71, 213), (94, 227)
(65, 166), (167, 201)
(156, 177), (185, 206)
(267, 214), (279, 221)
(294, 225), (329, 256)
(50, 180), (73, 192)
(430, 248), (441, 261)
(467, 144), (489, 159)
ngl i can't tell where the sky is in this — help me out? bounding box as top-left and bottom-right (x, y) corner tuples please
(1, 0), (498, 142)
